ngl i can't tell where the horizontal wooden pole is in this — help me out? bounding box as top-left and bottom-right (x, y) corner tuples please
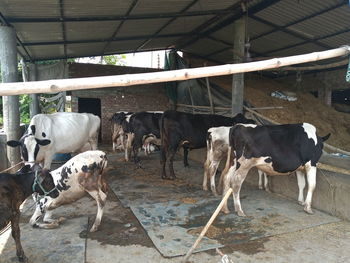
(0, 46), (349, 96)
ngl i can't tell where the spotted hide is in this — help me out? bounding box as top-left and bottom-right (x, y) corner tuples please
(7, 112), (101, 169)
(29, 150), (108, 232)
(204, 126), (269, 196)
(221, 123), (330, 216)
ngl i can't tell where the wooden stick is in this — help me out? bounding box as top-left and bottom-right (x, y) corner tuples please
(183, 188), (233, 262)
(0, 46), (349, 96)
(317, 163), (350, 176)
(205, 77), (214, 114)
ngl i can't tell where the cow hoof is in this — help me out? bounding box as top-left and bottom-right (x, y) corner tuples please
(237, 211), (246, 217)
(304, 207), (314, 214)
(18, 254), (28, 262)
(298, 201), (305, 206)
(258, 186), (263, 190)
(58, 217), (66, 223)
(203, 186), (208, 191)
(221, 208), (230, 214)
(89, 225), (98, 232)
(265, 188), (271, 193)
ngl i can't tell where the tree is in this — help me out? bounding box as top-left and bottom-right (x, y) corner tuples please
(101, 55), (126, 66)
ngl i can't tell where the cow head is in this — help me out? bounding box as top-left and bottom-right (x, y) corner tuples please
(7, 135), (51, 165)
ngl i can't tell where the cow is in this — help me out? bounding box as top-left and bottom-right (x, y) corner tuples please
(111, 111), (133, 152)
(204, 126), (268, 196)
(124, 111), (163, 164)
(0, 165), (58, 262)
(7, 112), (100, 169)
(29, 150), (108, 232)
(221, 123), (330, 216)
(160, 110), (255, 180)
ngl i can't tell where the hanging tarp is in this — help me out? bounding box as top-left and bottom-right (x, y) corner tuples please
(164, 50), (232, 115)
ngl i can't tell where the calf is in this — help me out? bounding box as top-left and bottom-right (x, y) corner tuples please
(160, 110), (254, 180)
(0, 165), (58, 262)
(221, 123), (330, 216)
(7, 112), (100, 169)
(204, 126), (268, 196)
(29, 150), (108, 232)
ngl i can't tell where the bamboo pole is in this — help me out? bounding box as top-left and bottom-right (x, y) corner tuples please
(177, 104), (283, 111)
(183, 188), (233, 263)
(317, 163), (350, 176)
(0, 46), (349, 96)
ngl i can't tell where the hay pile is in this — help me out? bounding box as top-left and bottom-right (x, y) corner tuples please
(211, 75), (350, 151)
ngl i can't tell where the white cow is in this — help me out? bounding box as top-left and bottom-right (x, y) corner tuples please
(29, 150), (108, 232)
(7, 112), (100, 169)
(204, 126), (269, 196)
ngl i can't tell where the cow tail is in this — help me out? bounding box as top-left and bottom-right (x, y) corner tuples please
(321, 133), (331, 142)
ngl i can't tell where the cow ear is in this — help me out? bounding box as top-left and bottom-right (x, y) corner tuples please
(35, 138), (51, 146)
(7, 140), (21, 147)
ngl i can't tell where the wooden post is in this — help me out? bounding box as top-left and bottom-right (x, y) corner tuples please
(205, 77), (214, 114)
(231, 17), (245, 116)
(0, 25), (21, 166)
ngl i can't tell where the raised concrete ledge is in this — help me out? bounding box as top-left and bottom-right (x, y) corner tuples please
(183, 148), (350, 221)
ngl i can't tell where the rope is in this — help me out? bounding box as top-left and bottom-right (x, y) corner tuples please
(0, 161), (24, 173)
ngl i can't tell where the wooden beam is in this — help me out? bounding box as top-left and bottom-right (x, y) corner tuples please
(0, 46), (349, 96)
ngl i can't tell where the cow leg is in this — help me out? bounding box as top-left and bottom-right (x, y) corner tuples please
(88, 189), (107, 232)
(132, 133), (143, 166)
(183, 147), (189, 167)
(304, 165), (317, 214)
(296, 170), (306, 205)
(231, 168), (249, 217)
(263, 173), (270, 192)
(160, 145), (167, 179)
(208, 161), (221, 196)
(221, 164), (236, 214)
(125, 133), (134, 162)
(89, 132), (98, 150)
(203, 156), (210, 191)
(11, 212), (27, 262)
(168, 149), (177, 180)
(258, 170), (263, 190)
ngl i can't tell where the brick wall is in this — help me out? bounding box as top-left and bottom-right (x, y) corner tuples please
(69, 63), (170, 143)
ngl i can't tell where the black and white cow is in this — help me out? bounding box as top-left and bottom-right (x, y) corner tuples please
(7, 112), (100, 169)
(204, 126), (268, 196)
(111, 111), (133, 153)
(221, 123), (330, 216)
(29, 150), (108, 232)
(126, 111), (163, 164)
(160, 110), (255, 180)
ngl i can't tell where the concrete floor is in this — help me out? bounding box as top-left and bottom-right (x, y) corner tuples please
(1, 149), (350, 263)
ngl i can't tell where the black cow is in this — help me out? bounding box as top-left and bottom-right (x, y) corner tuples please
(221, 123), (330, 216)
(160, 110), (255, 180)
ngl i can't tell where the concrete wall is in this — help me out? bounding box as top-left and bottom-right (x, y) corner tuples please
(184, 148), (350, 221)
(69, 63), (170, 143)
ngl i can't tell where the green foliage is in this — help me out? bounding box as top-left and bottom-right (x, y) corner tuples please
(102, 55), (126, 66)
(19, 95), (31, 123)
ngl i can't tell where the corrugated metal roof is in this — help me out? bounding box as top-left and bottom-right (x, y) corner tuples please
(0, 0), (348, 66)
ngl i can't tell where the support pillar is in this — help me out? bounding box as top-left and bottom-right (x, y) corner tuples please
(231, 17), (245, 116)
(0, 25), (21, 166)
